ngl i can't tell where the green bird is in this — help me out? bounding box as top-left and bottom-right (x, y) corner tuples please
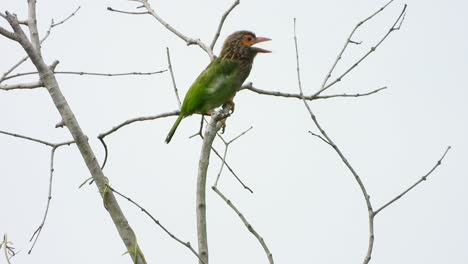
(165, 30), (271, 143)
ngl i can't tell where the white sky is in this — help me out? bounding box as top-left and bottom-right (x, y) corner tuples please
(1, 0), (467, 263)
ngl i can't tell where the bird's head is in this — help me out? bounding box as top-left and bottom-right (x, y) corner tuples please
(219, 31), (271, 61)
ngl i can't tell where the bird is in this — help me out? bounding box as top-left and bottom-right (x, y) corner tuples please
(165, 30), (271, 143)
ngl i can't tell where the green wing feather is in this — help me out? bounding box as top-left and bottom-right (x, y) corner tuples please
(165, 58), (242, 143)
(182, 58), (241, 115)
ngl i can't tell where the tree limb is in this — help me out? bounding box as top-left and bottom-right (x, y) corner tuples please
(2, 9), (147, 264)
(209, 0), (240, 50)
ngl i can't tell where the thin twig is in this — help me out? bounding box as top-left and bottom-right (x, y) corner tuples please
(3, 9), (147, 263)
(166, 47), (181, 107)
(2, 234), (17, 264)
(210, 146), (253, 193)
(98, 137), (109, 170)
(214, 126), (253, 187)
(0, 81), (43, 91)
(50, 6), (81, 28)
(317, 0), (394, 96)
(29, 141), (74, 254)
(240, 83), (387, 101)
(2, 69), (167, 82)
(0, 130), (54, 146)
(137, 0), (215, 60)
(293, 18), (376, 264)
(194, 118), (254, 193)
(107, 7), (149, 15)
(98, 110), (179, 139)
(212, 186), (274, 264)
(308, 131), (331, 146)
(313, 2), (406, 97)
(0, 6), (81, 82)
(108, 185), (206, 264)
(209, 0), (240, 50)
(374, 146), (451, 215)
(0, 130), (74, 253)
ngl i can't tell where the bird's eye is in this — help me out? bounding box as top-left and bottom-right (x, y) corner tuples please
(246, 36), (253, 42)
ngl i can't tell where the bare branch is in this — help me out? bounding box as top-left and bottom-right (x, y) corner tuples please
(2, 69), (167, 82)
(166, 47), (181, 107)
(98, 110), (179, 139)
(108, 185), (206, 264)
(29, 141), (75, 254)
(50, 6), (81, 28)
(1, 6), (81, 82)
(293, 18), (375, 264)
(318, 0), (394, 91)
(240, 83), (386, 101)
(313, 3), (406, 97)
(0, 26), (18, 41)
(136, 0), (215, 60)
(107, 7), (149, 15)
(27, 0), (41, 54)
(214, 126), (253, 187)
(314, 87), (387, 99)
(212, 186), (274, 264)
(2, 234), (17, 264)
(308, 130), (331, 146)
(193, 118), (254, 193)
(210, 145), (253, 193)
(0, 81), (43, 91)
(0, 129), (75, 252)
(209, 0), (240, 50)
(374, 146), (451, 215)
(196, 107), (230, 264)
(3, 10), (147, 263)
(0, 130), (54, 146)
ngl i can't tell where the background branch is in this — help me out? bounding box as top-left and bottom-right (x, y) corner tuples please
(108, 185), (206, 264)
(212, 186), (274, 264)
(2, 8), (147, 263)
(374, 146), (451, 215)
(1, 6), (81, 82)
(240, 83), (386, 101)
(166, 47), (181, 107)
(209, 0), (240, 50)
(196, 107), (230, 264)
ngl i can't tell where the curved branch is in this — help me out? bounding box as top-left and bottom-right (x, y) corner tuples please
(374, 146), (451, 215)
(209, 0), (240, 50)
(241, 83), (387, 101)
(313, 3), (407, 97)
(138, 0), (215, 60)
(3, 10), (147, 263)
(108, 185), (206, 264)
(317, 0), (394, 94)
(2, 69), (167, 82)
(98, 110), (179, 139)
(293, 18), (375, 264)
(212, 186), (274, 264)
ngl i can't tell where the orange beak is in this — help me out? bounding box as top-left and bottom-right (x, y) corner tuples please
(251, 37), (271, 53)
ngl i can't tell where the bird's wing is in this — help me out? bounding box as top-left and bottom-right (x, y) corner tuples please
(181, 58), (240, 115)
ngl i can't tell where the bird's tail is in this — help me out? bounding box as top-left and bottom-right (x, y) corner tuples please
(165, 114), (184, 144)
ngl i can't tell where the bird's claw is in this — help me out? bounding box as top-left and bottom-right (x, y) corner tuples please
(223, 100), (235, 114)
(220, 119), (227, 134)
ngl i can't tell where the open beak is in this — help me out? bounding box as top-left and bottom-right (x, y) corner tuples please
(251, 37), (271, 53)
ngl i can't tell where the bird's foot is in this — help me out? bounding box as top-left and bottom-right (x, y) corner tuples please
(223, 99), (235, 114)
(220, 119), (227, 134)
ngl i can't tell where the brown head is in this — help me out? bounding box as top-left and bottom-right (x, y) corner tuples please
(219, 31), (271, 61)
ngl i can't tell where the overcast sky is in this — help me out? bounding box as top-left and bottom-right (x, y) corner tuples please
(1, 0), (467, 263)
